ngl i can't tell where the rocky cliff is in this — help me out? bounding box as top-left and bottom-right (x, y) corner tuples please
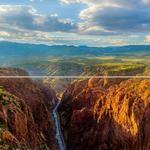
(0, 68), (58, 150)
(58, 78), (150, 150)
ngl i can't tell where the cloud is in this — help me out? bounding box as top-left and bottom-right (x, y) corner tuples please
(0, 27), (53, 43)
(80, 6), (150, 32)
(0, 5), (77, 32)
(144, 35), (150, 42)
(61, 0), (150, 35)
(111, 39), (127, 45)
(0, 2), (149, 45)
(0, 5), (79, 45)
(0, 31), (10, 37)
(143, 0), (150, 4)
(0, 23), (131, 46)
(60, 0), (140, 7)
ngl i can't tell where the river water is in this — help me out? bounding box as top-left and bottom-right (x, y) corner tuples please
(52, 100), (66, 150)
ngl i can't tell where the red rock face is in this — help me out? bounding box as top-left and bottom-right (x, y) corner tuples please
(0, 68), (58, 150)
(58, 78), (150, 150)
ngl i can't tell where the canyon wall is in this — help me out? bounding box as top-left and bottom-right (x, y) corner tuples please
(0, 68), (58, 150)
(58, 78), (150, 150)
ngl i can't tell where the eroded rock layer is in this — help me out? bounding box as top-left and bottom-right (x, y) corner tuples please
(58, 78), (150, 150)
(0, 68), (58, 150)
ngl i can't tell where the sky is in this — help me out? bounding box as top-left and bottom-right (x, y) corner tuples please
(0, 0), (150, 46)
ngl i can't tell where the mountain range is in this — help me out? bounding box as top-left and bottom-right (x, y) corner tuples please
(0, 41), (150, 57)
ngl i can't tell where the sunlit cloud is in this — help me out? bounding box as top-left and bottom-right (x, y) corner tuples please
(0, 31), (10, 37)
(144, 35), (150, 42)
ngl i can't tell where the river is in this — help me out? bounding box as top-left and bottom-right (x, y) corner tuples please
(52, 100), (66, 150)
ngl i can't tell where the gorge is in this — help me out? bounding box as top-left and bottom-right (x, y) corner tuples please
(0, 68), (149, 150)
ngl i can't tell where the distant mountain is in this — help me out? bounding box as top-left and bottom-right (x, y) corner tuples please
(0, 41), (150, 57)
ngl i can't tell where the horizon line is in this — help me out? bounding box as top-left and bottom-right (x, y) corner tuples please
(1, 40), (150, 48)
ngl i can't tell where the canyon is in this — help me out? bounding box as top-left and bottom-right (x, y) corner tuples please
(0, 68), (149, 150)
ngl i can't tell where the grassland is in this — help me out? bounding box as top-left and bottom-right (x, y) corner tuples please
(9, 55), (149, 96)
(11, 55), (150, 76)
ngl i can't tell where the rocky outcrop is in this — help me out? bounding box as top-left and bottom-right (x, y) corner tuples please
(58, 78), (150, 150)
(0, 68), (58, 150)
